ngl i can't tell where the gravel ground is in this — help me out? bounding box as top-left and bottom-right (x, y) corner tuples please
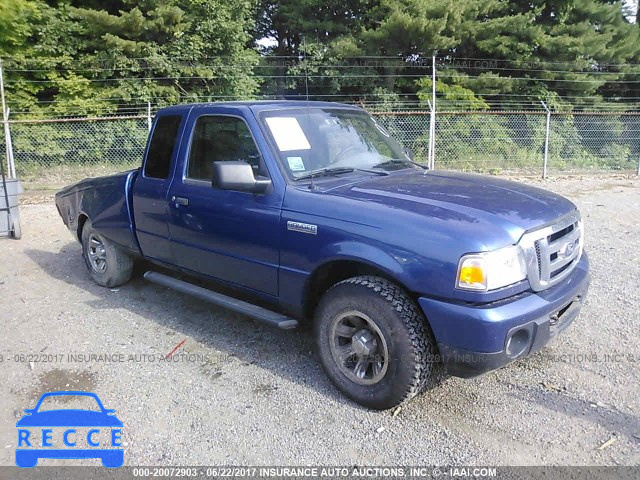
(0, 175), (639, 467)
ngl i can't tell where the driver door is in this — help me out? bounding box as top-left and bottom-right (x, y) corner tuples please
(167, 114), (281, 297)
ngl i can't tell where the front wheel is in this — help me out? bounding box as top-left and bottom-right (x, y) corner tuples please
(81, 219), (134, 287)
(101, 450), (124, 468)
(314, 275), (438, 410)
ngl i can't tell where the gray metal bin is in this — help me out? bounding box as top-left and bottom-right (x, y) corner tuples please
(0, 177), (22, 239)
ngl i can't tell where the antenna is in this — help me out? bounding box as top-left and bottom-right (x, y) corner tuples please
(303, 37), (310, 102)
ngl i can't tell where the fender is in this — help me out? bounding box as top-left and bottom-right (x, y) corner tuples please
(278, 239), (420, 318)
(315, 240), (409, 280)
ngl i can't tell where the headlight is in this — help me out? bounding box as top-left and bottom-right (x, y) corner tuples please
(456, 245), (527, 291)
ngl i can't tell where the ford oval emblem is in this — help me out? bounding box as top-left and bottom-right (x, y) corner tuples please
(560, 241), (576, 258)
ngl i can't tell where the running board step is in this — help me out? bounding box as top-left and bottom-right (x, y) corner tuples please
(143, 271), (298, 330)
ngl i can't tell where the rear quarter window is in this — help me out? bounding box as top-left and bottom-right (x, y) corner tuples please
(144, 115), (182, 179)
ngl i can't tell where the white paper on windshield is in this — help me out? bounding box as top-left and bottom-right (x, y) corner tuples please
(265, 117), (311, 151)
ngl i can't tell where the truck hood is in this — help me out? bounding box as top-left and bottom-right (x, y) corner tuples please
(320, 170), (576, 237)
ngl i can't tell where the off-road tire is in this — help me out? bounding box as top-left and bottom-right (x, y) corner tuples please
(81, 219), (133, 287)
(314, 275), (438, 409)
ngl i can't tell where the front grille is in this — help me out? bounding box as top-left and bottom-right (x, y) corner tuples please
(548, 224), (574, 243)
(534, 242), (542, 277)
(519, 211), (583, 292)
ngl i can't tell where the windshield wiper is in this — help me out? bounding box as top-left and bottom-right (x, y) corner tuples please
(355, 167), (389, 176)
(372, 158), (428, 170)
(295, 167), (355, 181)
(295, 166), (389, 181)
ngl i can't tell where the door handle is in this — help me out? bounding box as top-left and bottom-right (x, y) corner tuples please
(171, 196), (189, 206)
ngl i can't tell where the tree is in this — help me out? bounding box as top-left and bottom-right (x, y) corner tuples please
(457, 0), (640, 108)
(253, 0), (371, 95)
(4, 0), (640, 115)
(355, 0), (640, 109)
(0, 0), (40, 57)
(254, 0), (640, 108)
(4, 0), (261, 117)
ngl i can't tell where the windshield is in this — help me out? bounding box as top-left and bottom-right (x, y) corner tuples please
(37, 395), (102, 412)
(260, 108), (418, 179)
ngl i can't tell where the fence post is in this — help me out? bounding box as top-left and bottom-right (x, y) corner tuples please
(147, 101), (152, 132)
(541, 101), (551, 179)
(426, 101), (432, 168)
(0, 58), (15, 179)
(428, 55), (436, 169)
(6, 108), (15, 178)
(429, 107), (436, 170)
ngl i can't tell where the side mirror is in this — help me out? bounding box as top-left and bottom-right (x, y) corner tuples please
(212, 161), (271, 194)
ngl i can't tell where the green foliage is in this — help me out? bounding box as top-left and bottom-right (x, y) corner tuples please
(3, 0), (260, 118)
(12, 119), (148, 188)
(254, 0), (640, 109)
(2, 0), (638, 191)
(358, 0), (462, 55)
(430, 112), (639, 173)
(2, 0), (640, 115)
(0, 0), (40, 56)
(443, 0), (640, 108)
(416, 75), (490, 111)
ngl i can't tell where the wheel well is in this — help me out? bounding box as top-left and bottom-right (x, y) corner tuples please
(77, 214), (88, 240)
(304, 260), (404, 319)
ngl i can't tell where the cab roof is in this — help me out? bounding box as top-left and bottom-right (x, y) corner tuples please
(156, 100), (363, 116)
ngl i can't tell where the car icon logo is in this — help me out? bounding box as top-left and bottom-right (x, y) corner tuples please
(15, 391), (123, 468)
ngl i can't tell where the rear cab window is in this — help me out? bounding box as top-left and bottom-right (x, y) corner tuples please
(143, 115), (183, 179)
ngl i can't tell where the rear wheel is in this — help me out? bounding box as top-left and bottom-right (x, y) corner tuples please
(10, 210), (21, 240)
(15, 450), (38, 467)
(81, 219), (133, 287)
(314, 275), (438, 409)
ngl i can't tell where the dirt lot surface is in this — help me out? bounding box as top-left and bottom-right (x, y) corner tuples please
(1, 175), (639, 467)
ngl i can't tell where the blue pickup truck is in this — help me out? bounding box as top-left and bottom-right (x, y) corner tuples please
(55, 101), (589, 409)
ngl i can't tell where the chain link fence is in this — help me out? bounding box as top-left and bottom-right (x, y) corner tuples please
(8, 117), (148, 189)
(373, 111), (640, 175)
(433, 113), (547, 174)
(547, 113), (640, 175)
(3, 111), (639, 190)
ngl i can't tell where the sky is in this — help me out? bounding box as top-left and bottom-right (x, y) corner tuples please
(624, 0), (637, 22)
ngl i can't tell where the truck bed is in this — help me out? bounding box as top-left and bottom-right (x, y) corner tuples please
(55, 169), (141, 254)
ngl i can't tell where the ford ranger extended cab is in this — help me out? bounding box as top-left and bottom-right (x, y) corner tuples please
(55, 101), (589, 409)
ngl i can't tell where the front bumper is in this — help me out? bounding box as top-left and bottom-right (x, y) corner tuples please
(418, 253), (590, 378)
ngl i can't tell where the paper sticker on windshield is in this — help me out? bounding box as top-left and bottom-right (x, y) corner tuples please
(265, 117), (311, 151)
(287, 156), (306, 171)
